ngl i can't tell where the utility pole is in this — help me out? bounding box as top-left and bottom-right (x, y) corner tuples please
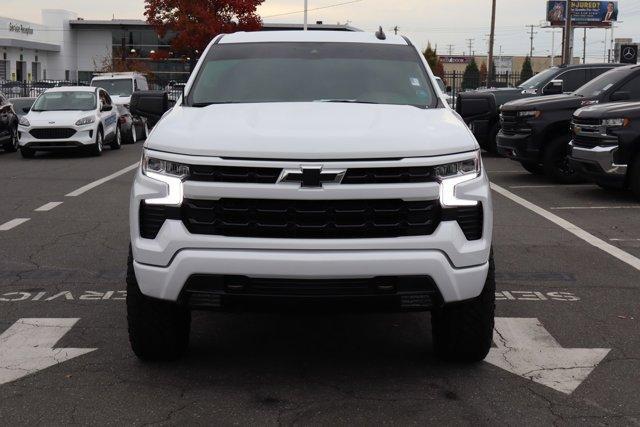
(487, 0), (497, 87)
(550, 29), (555, 66)
(304, 0), (308, 31)
(393, 26), (399, 35)
(446, 44), (454, 56)
(466, 38), (474, 57)
(526, 24), (537, 57)
(582, 28), (587, 64)
(562, 0), (573, 65)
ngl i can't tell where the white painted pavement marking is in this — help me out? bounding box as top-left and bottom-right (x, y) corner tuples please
(491, 183), (640, 272)
(610, 238), (640, 242)
(34, 201), (63, 212)
(550, 205), (640, 210)
(65, 162), (139, 197)
(0, 218), (30, 231)
(485, 318), (610, 395)
(509, 184), (594, 189)
(0, 318), (96, 385)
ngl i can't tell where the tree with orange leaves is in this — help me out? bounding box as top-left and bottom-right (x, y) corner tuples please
(145, 0), (264, 66)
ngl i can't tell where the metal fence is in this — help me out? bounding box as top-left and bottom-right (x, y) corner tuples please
(440, 72), (525, 105)
(0, 80), (186, 101)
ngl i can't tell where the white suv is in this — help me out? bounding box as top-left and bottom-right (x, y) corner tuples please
(127, 30), (494, 362)
(18, 86), (121, 157)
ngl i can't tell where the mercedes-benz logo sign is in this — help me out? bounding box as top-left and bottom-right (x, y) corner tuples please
(623, 47), (636, 60)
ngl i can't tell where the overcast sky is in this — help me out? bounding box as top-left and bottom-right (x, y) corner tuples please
(4, 0), (640, 61)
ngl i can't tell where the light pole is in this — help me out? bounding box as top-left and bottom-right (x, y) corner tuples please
(487, 0), (496, 87)
(304, 0), (308, 31)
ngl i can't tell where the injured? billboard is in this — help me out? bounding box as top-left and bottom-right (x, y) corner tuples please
(547, 1), (618, 28)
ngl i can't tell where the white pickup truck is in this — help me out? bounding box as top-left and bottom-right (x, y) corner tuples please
(127, 30), (494, 363)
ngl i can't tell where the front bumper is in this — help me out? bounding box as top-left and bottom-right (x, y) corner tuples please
(18, 124), (96, 149)
(568, 142), (627, 186)
(130, 153), (493, 307)
(496, 131), (540, 163)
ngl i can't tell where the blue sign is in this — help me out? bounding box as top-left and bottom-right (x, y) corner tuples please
(547, 1), (618, 28)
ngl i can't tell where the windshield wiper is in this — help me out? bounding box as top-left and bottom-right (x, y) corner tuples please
(314, 99), (380, 104)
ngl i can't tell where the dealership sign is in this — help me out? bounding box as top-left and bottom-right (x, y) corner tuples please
(547, 1), (619, 28)
(8, 22), (34, 35)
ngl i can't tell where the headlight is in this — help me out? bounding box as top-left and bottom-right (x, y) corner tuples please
(435, 151), (481, 208)
(141, 151), (190, 206)
(602, 118), (630, 128)
(19, 116), (30, 127)
(75, 116), (95, 126)
(517, 110), (541, 119)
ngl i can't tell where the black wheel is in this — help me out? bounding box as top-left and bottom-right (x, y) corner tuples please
(126, 247), (191, 361)
(110, 125), (122, 150)
(595, 180), (621, 191)
(520, 161), (543, 175)
(630, 155), (640, 201)
(89, 129), (103, 157)
(3, 126), (18, 152)
(542, 134), (582, 184)
(20, 146), (35, 158)
(432, 251), (495, 363)
(124, 124), (136, 144)
(486, 124), (499, 154)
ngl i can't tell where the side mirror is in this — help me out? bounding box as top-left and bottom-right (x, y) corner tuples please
(610, 91), (630, 102)
(130, 91), (169, 127)
(543, 79), (563, 95)
(22, 107), (30, 113)
(100, 104), (113, 112)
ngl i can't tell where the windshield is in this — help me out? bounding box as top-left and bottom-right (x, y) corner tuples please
(92, 78), (133, 97)
(574, 68), (628, 98)
(187, 42), (437, 108)
(11, 98), (35, 115)
(32, 91), (96, 111)
(518, 67), (559, 90)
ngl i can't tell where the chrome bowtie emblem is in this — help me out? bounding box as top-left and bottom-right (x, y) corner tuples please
(277, 166), (346, 188)
(48, 121), (55, 124)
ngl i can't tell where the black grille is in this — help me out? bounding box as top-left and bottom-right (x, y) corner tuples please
(573, 117), (601, 126)
(30, 128), (76, 139)
(186, 165), (434, 184)
(571, 120), (617, 148)
(189, 165), (281, 183)
(342, 167), (433, 184)
(181, 275), (441, 311)
(500, 112), (529, 135)
(139, 202), (180, 239)
(443, 204), (483, 241)
(181, 198), (441, 239)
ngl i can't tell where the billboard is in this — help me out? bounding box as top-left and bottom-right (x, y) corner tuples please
(547, 1), (618, 28)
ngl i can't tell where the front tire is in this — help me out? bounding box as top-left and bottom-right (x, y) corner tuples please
(520, 161), (543, 175)
(126, 247), (191, 361)
(3, 126), (18, 152)
(629, 155), (640, 201)
(20, 146), (35, 158)
(542, 134), (582, 184)
(89, 129), (103, 157)
(431, 252), (495, 363)
(110, 125), (121, 150)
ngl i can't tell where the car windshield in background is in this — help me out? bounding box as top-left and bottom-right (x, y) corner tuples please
(518, 67), (559, 90)
(32, 91), (96, 111)
(188, 42), (437, 108)
(574, 68), (628, 98)
(92, 79), (133, 97)
(11, 98), (35, 116)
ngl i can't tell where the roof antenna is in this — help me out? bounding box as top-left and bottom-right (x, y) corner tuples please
(375, 26), (386, 40)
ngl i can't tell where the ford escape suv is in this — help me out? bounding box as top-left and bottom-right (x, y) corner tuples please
(127, 30), (494, 363)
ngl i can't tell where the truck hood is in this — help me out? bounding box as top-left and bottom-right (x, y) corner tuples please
(26, 110), (94, 126)
(110, 95), (131, 106)
(501, 94), (587, 112)
(147, 103), (478, 159)
(575, 101), (640, 119)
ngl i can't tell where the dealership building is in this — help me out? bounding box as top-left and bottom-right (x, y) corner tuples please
(0, 9), (356, 83)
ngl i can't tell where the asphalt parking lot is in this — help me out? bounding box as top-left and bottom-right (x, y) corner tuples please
(0, 144), (638, 425)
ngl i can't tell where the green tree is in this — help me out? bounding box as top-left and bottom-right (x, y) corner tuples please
(462, 58), (480, 90)
(423, 42), (438, 70)
(520, 56), (534, 84)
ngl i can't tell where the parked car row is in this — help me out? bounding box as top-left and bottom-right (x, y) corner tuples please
(0, 86), (144, 158)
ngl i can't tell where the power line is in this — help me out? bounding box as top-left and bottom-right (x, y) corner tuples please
(262, 0), (365, 19)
